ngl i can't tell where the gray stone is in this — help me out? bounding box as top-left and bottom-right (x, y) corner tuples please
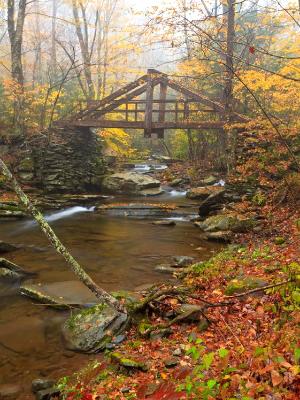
(112, 334), (126, 345)
(32, 379), (55, 394)
(20, 281), (99, 308)
(173, 348), (182, 356)
(35, 387), (60, 400)
(172, 256), (194, 267)
(152, 220), (176, 226)
(154, 264), (181, 274)
(62, 303), (128, 353)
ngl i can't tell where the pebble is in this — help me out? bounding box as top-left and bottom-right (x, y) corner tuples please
(173, 348), (182, 356)
(164, 358), (179, 368)
(32, 378), (55, 393)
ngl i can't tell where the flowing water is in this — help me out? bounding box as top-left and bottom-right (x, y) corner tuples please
(0, 184), (222, 398)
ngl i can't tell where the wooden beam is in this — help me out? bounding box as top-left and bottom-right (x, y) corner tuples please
(73, 120), (225, 129)
(158, 82), (167, 123)
(76, 74), (149, 119)
(144, 72), (154, 136)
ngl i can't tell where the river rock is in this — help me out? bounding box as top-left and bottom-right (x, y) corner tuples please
(172, 256), (194, 267)
(198, 189), (226, 216)
(140, 187), (164, 196)
(0, 258), (35, 281)
(169, 178), (183, 187)
(0, 241), (18, 254)
(96, 203), (177, 218)
(20, 281), (99, 308)
(62, 303), (128, 353)
(200, 175), (218, 185)
(195, 214), (255, 233)
(186, 186), (224, 200)
(154, 264), (182, 274)
(152, 220), (176, 226)
(205, 231), (233, 242)
(102, 172), (161, 194)
(32, 379), (55, 393)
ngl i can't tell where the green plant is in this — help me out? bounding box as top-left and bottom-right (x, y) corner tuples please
(177, 337), (230, 399)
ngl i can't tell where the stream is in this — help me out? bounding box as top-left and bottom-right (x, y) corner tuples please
(0, 168), (222, 399)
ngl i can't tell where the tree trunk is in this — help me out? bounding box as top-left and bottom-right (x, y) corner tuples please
(0, 157), (124, 313)
(72, 0), (95, 100)
(50, 0), (58, 79)
(7, 0), (26, 86)
(223, 0), (235, 118)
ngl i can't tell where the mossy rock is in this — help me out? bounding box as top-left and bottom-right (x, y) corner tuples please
(62, 303), (128, 353)
(196, 214), (255, 233)
(225, 276), (268, 295)
(274, 236), (285, 245)
(110, 352), (148, 371)
(137, 320), (152, 336)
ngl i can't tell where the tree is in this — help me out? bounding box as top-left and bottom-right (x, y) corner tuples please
(7, 0), (26, 86)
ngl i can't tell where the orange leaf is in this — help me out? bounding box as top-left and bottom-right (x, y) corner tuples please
(271, 370), (283, 387)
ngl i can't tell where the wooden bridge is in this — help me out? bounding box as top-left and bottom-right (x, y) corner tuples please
(61, 69), (246, 138)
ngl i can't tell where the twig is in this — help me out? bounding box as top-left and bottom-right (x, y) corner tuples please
(225, 279), (294, 299)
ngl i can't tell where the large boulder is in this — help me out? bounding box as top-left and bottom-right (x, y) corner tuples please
(0, 258), (35, 281)
(186, 186), (224, 201)
(62, 303), (128, 353)
(195, 214), (255, 233)
(102, 172), (161, 194)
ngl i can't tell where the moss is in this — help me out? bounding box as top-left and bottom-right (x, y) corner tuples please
(110, 352), (148, 371)
(274, 236), (286, 245)
(252, 191), (267, 206)
(225, 277), (267, 295)
(67, 303), (107, 330)
(137, 320), (152, 336)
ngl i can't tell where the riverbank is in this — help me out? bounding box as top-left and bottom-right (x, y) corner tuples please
(55, 201), (300, 400)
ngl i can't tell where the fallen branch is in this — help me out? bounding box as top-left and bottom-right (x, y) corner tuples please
(0, 157), (125, 314)
(133, 286), (190, 313)
(225, 279), (294, 299)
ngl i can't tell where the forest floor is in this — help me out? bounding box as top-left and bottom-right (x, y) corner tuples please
(55, 168), (300, 400)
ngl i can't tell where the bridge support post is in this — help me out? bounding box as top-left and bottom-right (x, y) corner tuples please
(144, 70), (154, 137)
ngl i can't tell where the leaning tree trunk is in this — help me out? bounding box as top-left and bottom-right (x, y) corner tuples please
(0, 157), (124, 313)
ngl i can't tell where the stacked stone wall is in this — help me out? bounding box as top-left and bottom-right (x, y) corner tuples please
(17, 127), (107, 193)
